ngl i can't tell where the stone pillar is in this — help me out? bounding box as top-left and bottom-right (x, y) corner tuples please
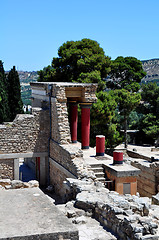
(69, 102), (78, 143)
(80, 103), (92, 149)
(14, 158), (19, 180)
(40, 156), (46, 186)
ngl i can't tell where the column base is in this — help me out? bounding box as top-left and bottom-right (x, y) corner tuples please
(82, 146), (89, 149)
(72, 140), (77, 143)
(96, 152), (104, 156)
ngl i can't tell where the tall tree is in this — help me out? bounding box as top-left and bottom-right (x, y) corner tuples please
(107, 56), (146, 92)
(114, 89), (141, 148)
(7, 66), (23, 121)
(0, 61), (10, 123)
(38, 38), (111, 91)
(90, 91), (122, 148)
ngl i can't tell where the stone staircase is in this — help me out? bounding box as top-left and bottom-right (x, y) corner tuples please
(90, 163), (106, 183)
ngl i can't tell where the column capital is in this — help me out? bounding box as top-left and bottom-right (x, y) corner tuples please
(80, 103), (92, 109)
(69, 101), (78, 106)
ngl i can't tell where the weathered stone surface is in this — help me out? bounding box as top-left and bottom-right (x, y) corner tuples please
(28, 180), (39, 188)
(64, 178), (159, 240)
(131, 158), (159, 197)
(0, 188), (79, 240)
(0, 179), (11, 187)
(11, 180), (25, 189)
(72, 216), (87, 224)
(152, 193), (159, 205)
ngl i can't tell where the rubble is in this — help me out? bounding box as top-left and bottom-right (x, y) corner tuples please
(0, 179), (39, 189)
(63, 178), (159, 240)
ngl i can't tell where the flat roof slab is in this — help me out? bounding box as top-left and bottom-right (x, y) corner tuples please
(103, 160), (140, 177)
(0, 188), (78, 240)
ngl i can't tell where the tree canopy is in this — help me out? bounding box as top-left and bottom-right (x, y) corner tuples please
(7, 66), (23, 121)
(0, 62), (23, 123)
(0, 61), (9, 123)
(107, 56), (146, 92)
(38, 38), (111, 91)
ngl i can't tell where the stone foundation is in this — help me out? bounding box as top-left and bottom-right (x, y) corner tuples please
(131, 159), (159, 197)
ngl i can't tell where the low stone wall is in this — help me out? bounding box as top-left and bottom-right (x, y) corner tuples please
(49, 141), (96, 196)
(131, 159), (159, 197)
(64, 178), (159, 240)
(127, 150), (151, 161)
(0, 159), (14, 180)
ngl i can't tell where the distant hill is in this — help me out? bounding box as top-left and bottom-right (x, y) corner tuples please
(17, 59), (159, 105)
(141, 58), (159, 84)
(18, 71), (38, 105)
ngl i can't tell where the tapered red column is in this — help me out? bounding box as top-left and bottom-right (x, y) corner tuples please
(80, 103), (92, 149)
(70, 102), (78, 143)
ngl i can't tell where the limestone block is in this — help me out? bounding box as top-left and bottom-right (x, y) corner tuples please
(152, 193), (159, 205)
(28, 180), (39, 188)
(0, 179), (11, 187)
(11, 180), (25, 189)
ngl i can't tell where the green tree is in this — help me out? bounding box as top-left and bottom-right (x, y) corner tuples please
(38, 38), (111, 91)
(90, 91), (122, 148)
(135, 83), (159, 144)
(0, 60), (10, 123)
(115, 89), (141, 148)
(7, 66), (23, 121)
(107, 56), (146, 92)
(141, 82), (159, 116)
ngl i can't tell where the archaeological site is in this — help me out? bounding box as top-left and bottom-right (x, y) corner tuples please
(0, 82), (159, 240)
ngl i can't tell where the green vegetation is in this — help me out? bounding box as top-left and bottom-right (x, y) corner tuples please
(38, 38), (111, 91)
(7, 66), (23, 121)
(107, 56), (146, 92)
(38, 38), (148, 148)
(0, 62), (23, 123)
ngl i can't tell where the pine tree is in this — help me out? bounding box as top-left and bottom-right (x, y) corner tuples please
(7, 66), (23, 121)
(0, 61), (10, 123)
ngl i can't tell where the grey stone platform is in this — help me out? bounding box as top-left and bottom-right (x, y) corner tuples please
(0, 188), (78, 240)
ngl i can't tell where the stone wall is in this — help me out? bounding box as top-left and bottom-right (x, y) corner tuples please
(49, 141), (96, 196)
(127, 150), (151, 161)
(131, 159), (159, 197)
(51, 100), (71, 144)
(0, 159), (14, 180)
(0, 108), (49, 154)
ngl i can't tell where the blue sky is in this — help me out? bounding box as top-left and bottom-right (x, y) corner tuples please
(1, 0), (159, 71)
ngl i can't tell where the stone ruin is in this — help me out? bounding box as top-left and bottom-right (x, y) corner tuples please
(0, 82), (159, 239)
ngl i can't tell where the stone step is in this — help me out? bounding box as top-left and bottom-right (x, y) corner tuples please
(90, 163), (103, 168)
(91, 167), (104, 173)
(95, 172), (105, 178)
(96, 177), (106, 183)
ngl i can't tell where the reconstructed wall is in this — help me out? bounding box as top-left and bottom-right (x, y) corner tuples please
(0, 108), (49, 154)
(131, 159), (159, 197)
(0, 159), (14, 180)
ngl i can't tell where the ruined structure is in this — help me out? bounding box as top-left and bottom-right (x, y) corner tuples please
(0, 82), (159, 239)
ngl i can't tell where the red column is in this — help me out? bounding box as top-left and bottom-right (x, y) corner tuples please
(80, 103), (92, 149)
(96, 135), (105, 156)
(113, 151), (123, 164)
(70, 102), (78, 143)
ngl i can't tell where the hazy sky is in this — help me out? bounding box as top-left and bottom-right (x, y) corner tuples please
(1, 0), (159, 71)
